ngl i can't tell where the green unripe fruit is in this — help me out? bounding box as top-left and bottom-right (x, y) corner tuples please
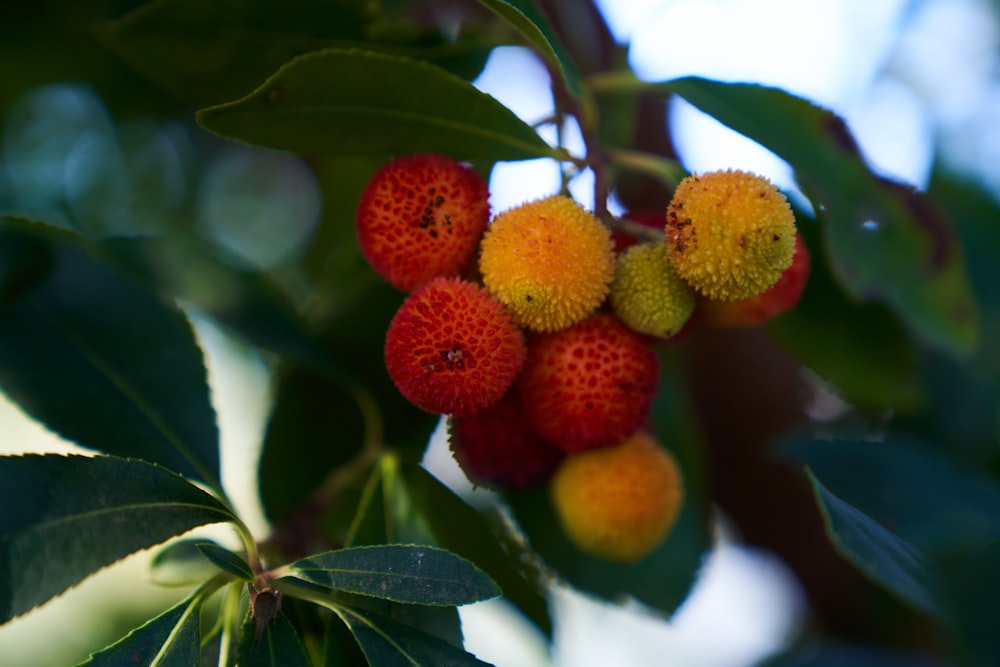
(610, 242), (697, 339)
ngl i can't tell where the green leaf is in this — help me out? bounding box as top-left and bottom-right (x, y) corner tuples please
(0, 454), (234, 625)
(784, 435), (1000, 554)
(238, 610), (312, 667)
(321, 611), (369, 667)
(347, 456), (552, 634)
(936, 541), (1000, 667)
(477, 0), (585, 100)
(258, 365), (367, 525)
(0, 217), (221, 488)
(150, 538), (224, 588)
(663, 77), (978, 357)
(287, 545), (500, 606)
(197, 48), (561, 161)
(77, 594), (203, 666)
(197, 542), (254, 581)
(96, 0), (374, 104)
(768, 219), (922, 411)
(805, 469), (941, 618)
(337, 607), (494, 667)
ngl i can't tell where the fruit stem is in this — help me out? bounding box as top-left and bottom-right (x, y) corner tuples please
(605, 147), (687, 189)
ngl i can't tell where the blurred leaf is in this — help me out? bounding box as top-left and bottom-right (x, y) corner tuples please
(99, 234), (329, 371)
(477, 0), (585, 100)
(507, 354), (710, 617)
(197, 542), (254, 581)
(77, 594), (203, 666)
(287, 545), (500, 606)
(906, 172), (1000, 459)
(337, 607), (493, 667)
(663, 77), (978, 358)
(150, 538), (225, 588)
(805, 469), (942, 618)
(769, 219), (922, 411)
(259, 365), (368, 525)
(0, 454), (233, 625)
(238, 611), (312, 667)
(97, 0), (374, 104)
(197, 48), (561, 161)
(764, 641), (953, 667)
(0, 217), (221, 488)
(784, 435), (1000, 554)
(937, 541), (1000, 667)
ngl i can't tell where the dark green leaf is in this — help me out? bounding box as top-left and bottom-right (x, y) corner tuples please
(0, 454), (234, 625)
(337, 607), (493, 667)
(664, 77), (978, 357)
(259, 365), (367, 525)
(150, 538), (225, 588)
(806, 469), (941, 618)
(197, 48), (561, 161)
(238, 610), (312, 667)
(287, 545), (500, 606)
(477, 0), (586, 100)
(768, 218), (922, 411)
(321, 610), (368, 667)
(0, 217), (221, 488)
(77, 594), (203, 666)
(937, 541), (1000, 667)
(197, 542), (254, 581)
(784, 435), (1000, 554)
(97, 0), (374, 104)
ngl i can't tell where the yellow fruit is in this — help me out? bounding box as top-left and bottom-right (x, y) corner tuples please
(610, 242), (697, 338)
(479, 195), (615, 332)
(550, 431), (684, 564)
(666, 170), (796, 301)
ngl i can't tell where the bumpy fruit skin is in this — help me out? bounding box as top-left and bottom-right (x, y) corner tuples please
(666, 170), (796, 300)
(519, 313), (659, 453)
(610, 242), (698, 339)
(356, 154), (490, 292)
(703, 232), (811, 326)
(448, 386), (564, 490)
(479, 195), (615, 332)
(551, 431), (684, 564)
(384, 277), (525, 416)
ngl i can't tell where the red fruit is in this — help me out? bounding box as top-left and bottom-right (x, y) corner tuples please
(384, 277), (526, 416)
(610, 209), (665, 254)
(449, 386), (565, 490)
(702, 232), (811, 326)
(519, 313), (660, 453)
(357, 154), (490, 292)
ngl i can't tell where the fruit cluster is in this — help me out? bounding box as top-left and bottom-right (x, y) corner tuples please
(356, 155), (809, 563)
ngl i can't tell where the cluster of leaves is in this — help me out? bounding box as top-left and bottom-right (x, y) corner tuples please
(1, 0), (999, 666)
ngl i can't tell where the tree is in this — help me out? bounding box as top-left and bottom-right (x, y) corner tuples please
(0, 1), (997, 666)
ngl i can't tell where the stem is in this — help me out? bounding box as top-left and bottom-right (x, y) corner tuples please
(216, 580), (245, 667)
(230, 515), (261, 573)
(605, 148), (687, 189)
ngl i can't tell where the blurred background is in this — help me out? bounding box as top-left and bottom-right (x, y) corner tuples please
(1, 0), (998, 665)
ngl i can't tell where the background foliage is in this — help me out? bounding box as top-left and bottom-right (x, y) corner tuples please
(1, 1), (999, 666)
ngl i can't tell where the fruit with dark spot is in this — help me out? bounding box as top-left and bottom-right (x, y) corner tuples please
(384, 277), (525, 415)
